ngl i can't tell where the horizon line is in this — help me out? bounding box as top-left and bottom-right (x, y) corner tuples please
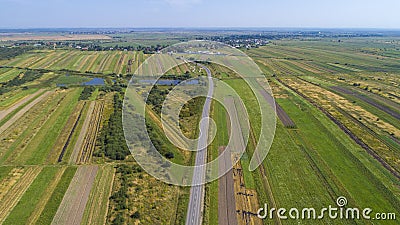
(1, 27), (400, 31)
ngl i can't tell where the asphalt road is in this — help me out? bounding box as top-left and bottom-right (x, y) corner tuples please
(185, 64), (214, 225)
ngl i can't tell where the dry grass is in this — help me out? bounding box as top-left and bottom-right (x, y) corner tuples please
(282, 77), (400, 171)
(0, 167), (25, 200)
(285, 78), (400, 137)
(108, 171), (180, 225)
(81, 165), (115, 225)
(0, 166), (42, 223)
(0, 89), (44, 121)
(77, 101), (104, 164)
(233, 162), (262, 225)
(0, 91), (61, 163)
(69, 102), (95, 164)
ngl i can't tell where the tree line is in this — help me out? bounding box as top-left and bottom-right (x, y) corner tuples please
(0, 47), (33, 60)
(95, 92), (130, 160)
(0, 70), (43, 95)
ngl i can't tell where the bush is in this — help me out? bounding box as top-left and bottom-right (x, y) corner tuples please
(112, 212), (125, 225)
(79, 86), (95, 100)
(131, 211), (141, 219)
(165, 152), (174, 159)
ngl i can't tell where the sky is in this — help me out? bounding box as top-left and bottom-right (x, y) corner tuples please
(0, 0), (399, 29)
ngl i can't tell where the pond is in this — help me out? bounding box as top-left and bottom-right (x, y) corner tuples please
(82, 78), (105, 86)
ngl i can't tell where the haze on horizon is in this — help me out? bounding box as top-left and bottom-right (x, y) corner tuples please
(0, 0), (399, 29)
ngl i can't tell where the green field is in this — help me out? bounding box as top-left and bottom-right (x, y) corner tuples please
(35, 166), (77, 225)
(24, 88), (82, 165)
(205, 101), (228, 225)
(272, 83), (398, 220)
(3, 166), (59, 225)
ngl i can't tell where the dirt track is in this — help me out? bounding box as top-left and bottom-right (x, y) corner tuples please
(69, 102), (95, 164)
(0, 91), (51, 135)
(256, 79), (295, 128)
(77, 101), (104, 163)
(258, 88), (296, 128)
(224, 97), (246, 155)
(218, 96), (251, 225)
(218, 147), (238, 225)
(0, 89), (44, 121)
(51, 166), (98, 225)
(275, 102), (296, 128)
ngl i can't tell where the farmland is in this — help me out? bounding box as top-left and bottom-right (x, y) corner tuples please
(0, 38), (178, 224)
(81, 165), (115, 225)
(0, 32), (399, 225)
(3, 166), (60, 225)
(245, 39), (400, 224)
(0, 50), (142, 75)
(201, 38), (400, 225)
(51, 166), (98, 225)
